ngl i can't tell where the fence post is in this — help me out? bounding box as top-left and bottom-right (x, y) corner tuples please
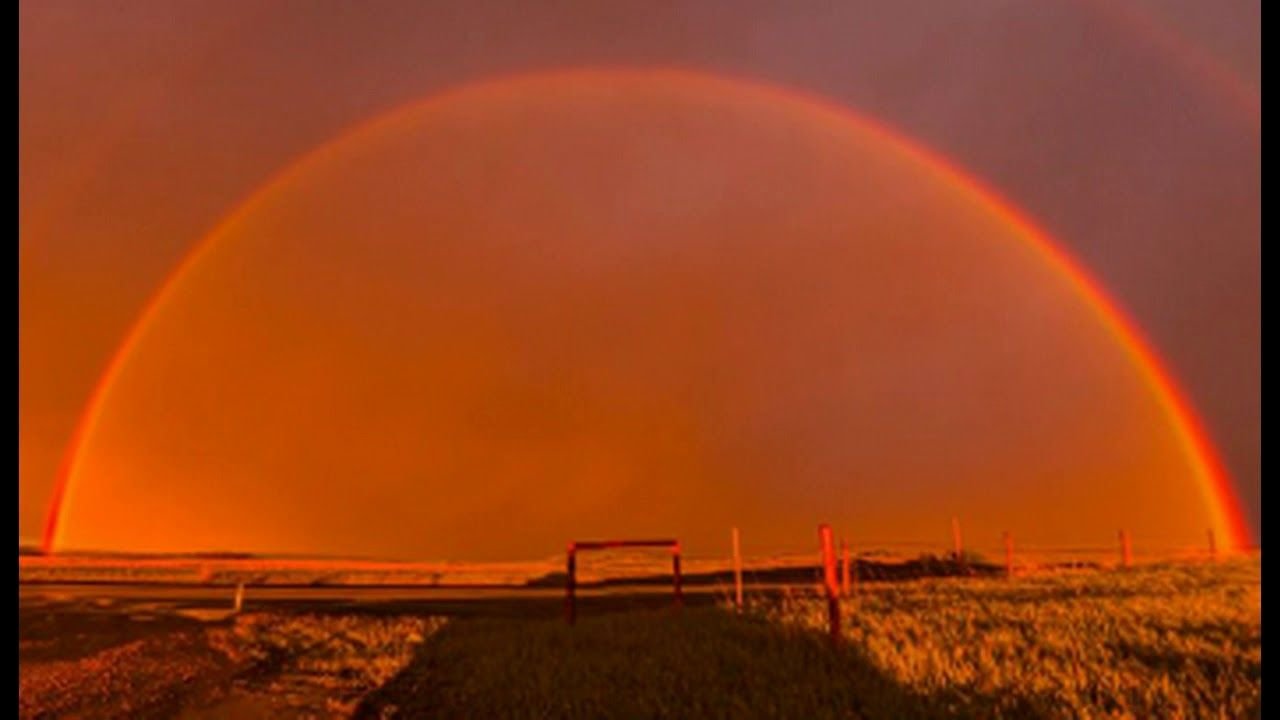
(1118, 529), (1132, 569)
(952, 516), (967, 573)
(565, 543), (577, 625)
(732, 527), (743, 611)
(850, 540), (859, 594)
(819, 524), (840, 644)
(1207, 529), (1218, 562)
(672, 541), (683, 609)
(1003, 531), (1014, 578)
(840, 538), (851, 598)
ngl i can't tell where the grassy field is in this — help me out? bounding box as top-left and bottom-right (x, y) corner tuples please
(20, 557), (1260, 718)
(754, 558), (1261, 718)
(357, 558), (1260, 719)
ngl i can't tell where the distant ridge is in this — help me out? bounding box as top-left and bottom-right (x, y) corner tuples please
(21, 547), (258, 560)
(17, 547), (570, 565)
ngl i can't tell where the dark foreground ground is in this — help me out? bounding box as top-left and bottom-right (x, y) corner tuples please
(17, 602), (909, 719)
(19, 558), (1261, 719)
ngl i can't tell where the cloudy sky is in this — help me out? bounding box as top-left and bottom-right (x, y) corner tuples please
(20, 1), (1258, 554)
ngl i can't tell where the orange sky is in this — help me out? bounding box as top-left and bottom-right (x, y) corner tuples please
(48, 73), (1237, 560)
(20, 3), (1258, 557)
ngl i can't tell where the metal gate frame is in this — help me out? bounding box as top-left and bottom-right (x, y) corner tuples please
(564, 539), (682, 625)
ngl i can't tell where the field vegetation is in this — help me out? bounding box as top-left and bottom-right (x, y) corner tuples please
(20, 556), (1259, 718)
(359, 558), (1260, 719)
(754, 558), (1261, 718)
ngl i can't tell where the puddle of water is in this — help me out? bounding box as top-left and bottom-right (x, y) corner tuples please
(176, 608), (241, 623)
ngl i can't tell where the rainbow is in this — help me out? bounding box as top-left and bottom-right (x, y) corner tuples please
(41, 67), (1252, 553)
(1080, 0), (1259, 132)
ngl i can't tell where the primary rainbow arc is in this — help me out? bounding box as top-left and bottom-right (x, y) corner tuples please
(41, 67), (1251, 554)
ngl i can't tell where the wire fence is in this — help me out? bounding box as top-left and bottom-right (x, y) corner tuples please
(18, 531), (1260, 589)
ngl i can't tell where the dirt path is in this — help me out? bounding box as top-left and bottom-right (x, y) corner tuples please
(19, 628), (241, 719)
(19, 609), (442, 719)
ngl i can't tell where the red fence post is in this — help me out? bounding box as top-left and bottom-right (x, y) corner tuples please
(732, 527), (744, 611)
(565, 543), (577, 626)
(672, 541), (683, 609)
(1118, 529), (1132, 569)
(840, 538), (850, 598)
(1003, 531), (1014, 579)
(1207, 529), (1218, 562)
(819, 524), (840, 644)
(952, 516), (967, 573)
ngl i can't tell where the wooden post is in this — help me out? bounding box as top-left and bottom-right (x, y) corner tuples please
(1207, 528), (1218, 562)
(672, 542), (684, 609)
(1118, 529), (1132, 569)
(819, 524), (840, 643)
(233, 582), (244, 613)
(1003, 531), (1014, 579)
(732, 527), (744, 611)
(850, 540), (859, 595)
(952, 516), (966, 573)
(565, 543), (577, 625)
(840, 539), (851, 597)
